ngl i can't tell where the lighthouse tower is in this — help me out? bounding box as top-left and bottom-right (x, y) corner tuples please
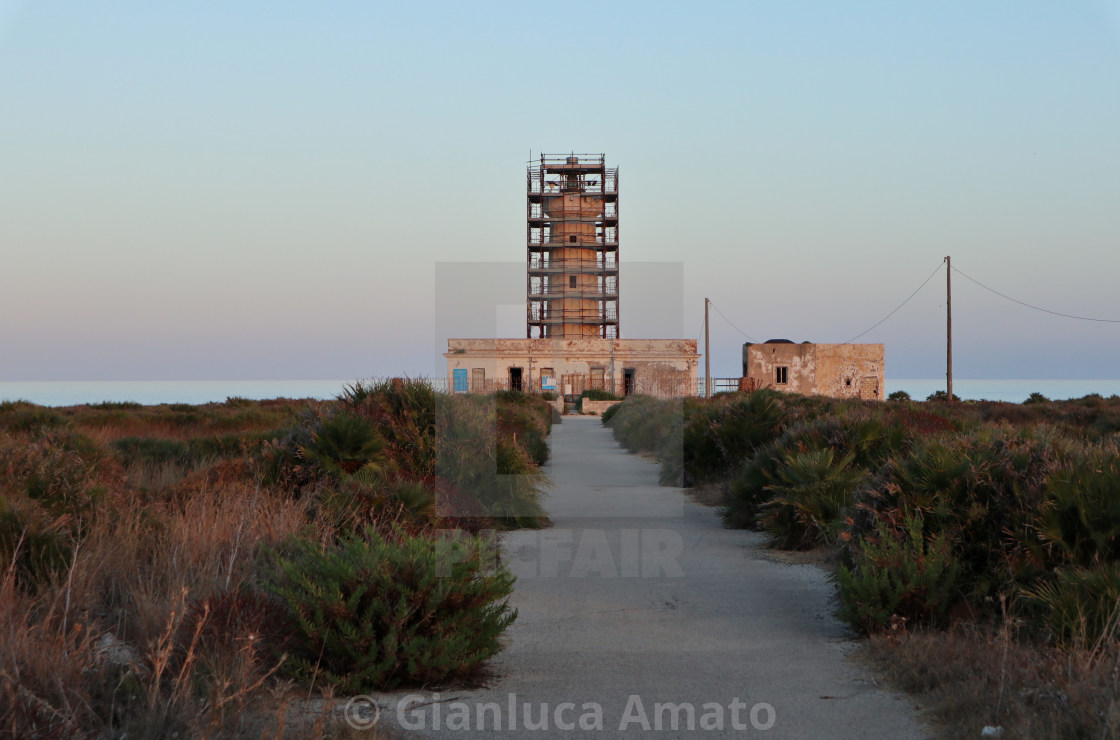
(526, 154), (619, 338)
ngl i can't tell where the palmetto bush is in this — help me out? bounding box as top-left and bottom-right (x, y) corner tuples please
(262, 381), (550, 529)
(841, 426), (1073, 628)
(723, 406), (910, 533)
(1021, 564), (1120, 647)
(264, 527), (516, 691)
(760, 448), (867, 549)
(1037, 442), (1120, 567)
(340, 378), (437, 480)
(663, 391), (787, 487)
(298, 411), (387, 480)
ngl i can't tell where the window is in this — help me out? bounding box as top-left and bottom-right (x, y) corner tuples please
(775, 366), (789, 385)
(569, 275), (577, 288)
(590, 368), (605, 389)
(569, 235), (578, 243)
(471, 368), (485, 391)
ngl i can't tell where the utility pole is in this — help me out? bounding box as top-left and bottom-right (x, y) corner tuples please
(946, 256), (953, 402)
(704, 298), (711, 398)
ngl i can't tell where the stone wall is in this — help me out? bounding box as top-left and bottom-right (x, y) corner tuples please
(744, 342), (884, 400)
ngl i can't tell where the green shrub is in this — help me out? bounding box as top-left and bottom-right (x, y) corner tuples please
(89, 401), (142, 410)
(341, 378), (437, 480)
(264, 528), (516, 691)
(0, 401), (68, 433)
(887, 390), (911, 401)
(678, 391), (786, 486)
(1022, 564), (1120, 647)
(837, 512), (960, 634)
(599, 402), (622, 425)
(0, 501), (73, 591)
(436, 395), (548, 528)
(1024, 392), (1051, 405)
(1038, 443), (1120, 567)
(113, 434), (248, 468)
(299, 411), (387, 480)
(847, 427), (1070, 616)
(723, 406), (909, 531)
(580, 389), (621, 402)
(760, 448), (866, 549)
(495, 393), (552, 466)
(605, 396), (680, 456)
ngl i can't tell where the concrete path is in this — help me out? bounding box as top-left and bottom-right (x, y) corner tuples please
(372, 415), (927, 738)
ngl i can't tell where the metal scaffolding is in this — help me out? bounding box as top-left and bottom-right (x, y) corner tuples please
(526, 153), (619, 338)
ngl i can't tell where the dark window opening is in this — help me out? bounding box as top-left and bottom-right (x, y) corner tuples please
(845, 378), (852, 387)
(623, 369), (636, 396)
(569, 275), (577, 288)
(569, 235), (578, 243)
(776, 367), (789, 385)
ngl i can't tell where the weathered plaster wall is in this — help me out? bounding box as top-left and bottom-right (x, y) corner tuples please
(745, 343), (884, 400)
(445, 338), (699, 397)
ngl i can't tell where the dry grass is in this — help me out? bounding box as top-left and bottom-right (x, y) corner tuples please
(1, 475), (311, 736)
(0, 393), (533, 737)
(858, 622), (1120, 739)
(0, 398), (350, 737)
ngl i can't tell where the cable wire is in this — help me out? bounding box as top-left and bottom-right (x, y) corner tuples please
(815, 259), (945, 352)
(709, 300), (758, 342)
(951, 265), (1120, 323)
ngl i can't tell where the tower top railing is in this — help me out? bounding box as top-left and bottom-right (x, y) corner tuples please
(528, 154), (618, 195)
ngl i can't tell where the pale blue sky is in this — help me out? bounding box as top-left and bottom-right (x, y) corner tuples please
(2, 1), (1118, 380)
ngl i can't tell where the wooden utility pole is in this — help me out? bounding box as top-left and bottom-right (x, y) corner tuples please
(704, 298), (711, 398)
(946, 256), (953, 402)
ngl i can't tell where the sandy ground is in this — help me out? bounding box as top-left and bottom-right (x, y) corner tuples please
(360, 415), (929, 739)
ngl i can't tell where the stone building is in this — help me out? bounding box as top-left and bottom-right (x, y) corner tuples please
(446, 337), (698, 398)
(742, 340), (884, 400)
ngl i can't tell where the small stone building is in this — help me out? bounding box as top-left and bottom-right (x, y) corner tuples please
(743, 340), (884, 400)
(446, 338), (699, 399)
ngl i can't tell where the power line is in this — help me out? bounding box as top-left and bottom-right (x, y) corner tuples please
(815, 259), (945, 352)
(709, 300), (757, 342)
(952, 265), (1120, 324)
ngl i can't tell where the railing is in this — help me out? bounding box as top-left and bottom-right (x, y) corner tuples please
(528, 203), (618, 219)
(527, 288), (618, 299)
(527, 166), (619, 196)
(527, 256), (618, 271)
(527, 234), (618, 247)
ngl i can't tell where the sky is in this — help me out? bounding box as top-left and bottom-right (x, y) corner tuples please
(1, 1), (1118, 381)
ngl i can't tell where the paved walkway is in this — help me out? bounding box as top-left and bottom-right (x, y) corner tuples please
(374, 415), (927, 738)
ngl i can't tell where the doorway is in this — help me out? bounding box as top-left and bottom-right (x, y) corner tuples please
(509, 367), (523, 392)
(623, 369), (635, 396)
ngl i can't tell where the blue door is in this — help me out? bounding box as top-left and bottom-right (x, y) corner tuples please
(453, 368), (468, 393)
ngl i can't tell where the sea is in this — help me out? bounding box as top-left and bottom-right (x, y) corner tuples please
(1, 378), (1119, 407)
